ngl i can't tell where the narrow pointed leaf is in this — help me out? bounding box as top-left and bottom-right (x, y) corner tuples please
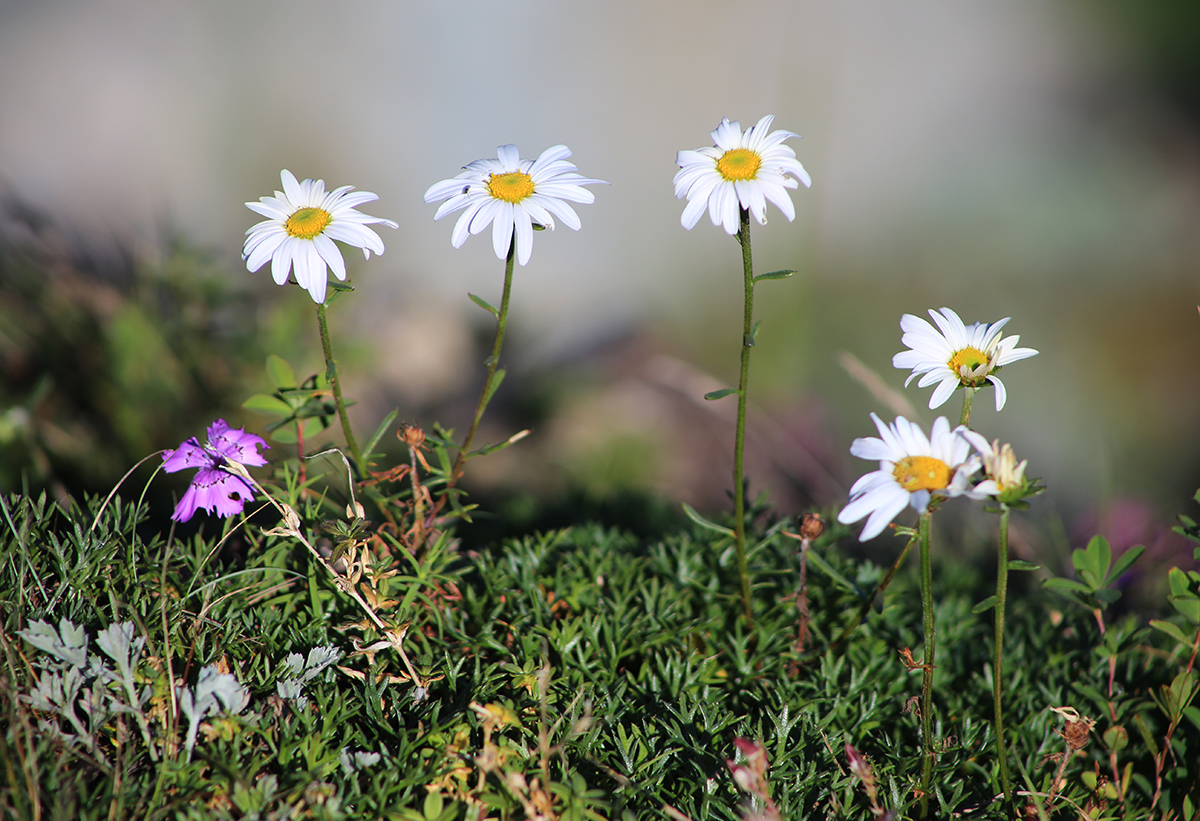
(482, 368), (506, 407)
(805, 548), (860, 595)
(1104, 544), (1145, 587)
(1008, 560), (1041, 572)
(474, 428), (532, 457)
(972, 596), (999, 614)
(469, 293), (500, 318)
(681, 503), (734, 538)
(1149, 620), (1192, 647)
(704, 388), (738, 401)
(363, 410), (399, 462)
(752, 269), (796, 283)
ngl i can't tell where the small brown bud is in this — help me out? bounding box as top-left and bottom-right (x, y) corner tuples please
(399, 424), (426, 448)
(798, 513), (824, 541)
(1063, 716), (1094, 751)
(1050, 706), (1095, 751)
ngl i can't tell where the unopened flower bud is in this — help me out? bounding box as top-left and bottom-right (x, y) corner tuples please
(798, 513), (824, 541)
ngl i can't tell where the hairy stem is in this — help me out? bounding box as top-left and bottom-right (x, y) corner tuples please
(450, 238), (517, 486)
(317, 302), (364, 475)
(919, 510), (936, 819)
(993, 506), (1012, 802)
(733, 207), (756, 622)
(959, 387), (976, 428)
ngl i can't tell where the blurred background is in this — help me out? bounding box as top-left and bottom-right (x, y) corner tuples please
(1, 0), (1198, 577)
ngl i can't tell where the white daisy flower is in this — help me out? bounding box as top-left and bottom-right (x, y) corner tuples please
(243, 170), (398, 305)
(892, 308), (1039, 411)
(423, 144), (607, 267)
(673, 115), (812, 235)
(837, 413), (983, 541)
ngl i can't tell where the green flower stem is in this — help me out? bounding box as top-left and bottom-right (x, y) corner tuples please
(733, 207), (756, 623)
(918, 509), (936, 819)
(993, 505), (1013, 802)
(828, 530), (918, 655)
(450, 238), (516, 486)
(316, 302), (365, 476)
(959, 387), (977, 427)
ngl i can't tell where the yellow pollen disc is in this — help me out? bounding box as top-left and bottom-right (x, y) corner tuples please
(487, 171), (535, 203)
(716, 148), (762, 181)
(948, 346), (989, 383)
(285, 207), (332, 239)
(893, 456), (952, 492)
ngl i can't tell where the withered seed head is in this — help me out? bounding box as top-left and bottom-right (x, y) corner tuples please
(400, 424), (426, 448)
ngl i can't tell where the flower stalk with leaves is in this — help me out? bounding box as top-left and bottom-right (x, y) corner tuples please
(674, 115), (810, 620)
(837, 412), (982, 816)
(424, 143), (605, 488)
(243, 170), (397, 475)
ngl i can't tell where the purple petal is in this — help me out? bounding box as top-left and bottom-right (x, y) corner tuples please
(162, 437), (212, 473)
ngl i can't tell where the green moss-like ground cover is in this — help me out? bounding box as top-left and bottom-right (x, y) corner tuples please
(2, 490), (1198, 820)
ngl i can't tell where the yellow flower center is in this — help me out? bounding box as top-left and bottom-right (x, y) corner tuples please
(487, 171), (535, 203)
(285, 207), (332, 240)
(893, 456), (952, 492)
(948, 346), (990, 384)
(716, 148), (762, 181)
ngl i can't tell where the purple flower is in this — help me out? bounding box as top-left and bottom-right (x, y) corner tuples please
(162, 420), (268, 522)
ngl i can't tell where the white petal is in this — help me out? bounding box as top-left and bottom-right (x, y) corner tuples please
(496, 144), (521, 170)
(988, 375), (1008, 411)
(270, 240), (295, 285)
(513, 209), (534, 266)
(928, 377), (958, 409)
(491, 203), (515, 260)
(313, 235), (346, 280)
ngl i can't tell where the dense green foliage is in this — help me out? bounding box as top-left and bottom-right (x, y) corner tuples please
(2, 486), (1197, 820)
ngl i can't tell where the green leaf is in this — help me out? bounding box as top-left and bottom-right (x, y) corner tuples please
(242, 394), (292, 416)
(1103, 544), (1145, 587)
(1074, 535), (1111, 589)
(481, 368), (506, 407)
(1132, 713), (1159, 759)
(704, 388), (738, 401)
(1043, 577), (1092, 595)
(744, 320), (761, 347)
(473, 428), (531, 457)
(363, 410), (399, 462)
(266, 417), (324, 444)
(468, 292), (499, 318)
(1168, 567), (1200, 625)
(971, 595), (999, 614)
(423, 791), (444, 821)
(266, 354), (296, 390)
(680, 503), (734, 538)
(1007, 560), (1041, 572)
(804, 548), (860, 594)
(752, 269), (796, 283)
(1149, 619), (1192, 647)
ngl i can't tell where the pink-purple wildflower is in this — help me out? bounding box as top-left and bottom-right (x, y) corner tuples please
(162, 420), (268, 522)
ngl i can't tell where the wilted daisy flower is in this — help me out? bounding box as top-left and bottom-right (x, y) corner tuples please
(162, 419), (268, 522)
(243, 170), (398, 304)
(958, 430), (1034, 505)
(893, 307), (1038, 411)
(674, 115), (812, 235)
(838, 413), (982, 541)
(423, 144), (607, 267)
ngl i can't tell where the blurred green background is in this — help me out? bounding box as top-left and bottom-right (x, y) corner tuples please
(1, 0), (1198, 573)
